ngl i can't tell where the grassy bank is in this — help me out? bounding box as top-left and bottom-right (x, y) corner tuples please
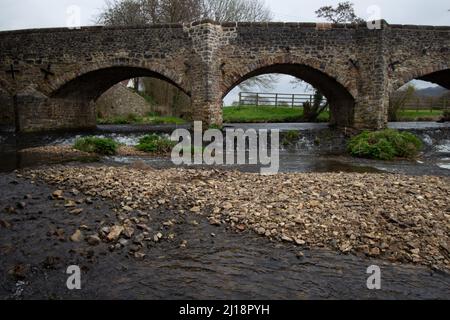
(396, 109), (443, 121)
(223, 106), (329, 123)
(223, 106), (444, 123)
(98, 113), (186, 125)
(98, 108), (444, 125)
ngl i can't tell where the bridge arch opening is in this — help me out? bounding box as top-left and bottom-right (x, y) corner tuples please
(222, 63), (355, 127)
(51, 66), (192, 124)
(389, 68), (449, 122)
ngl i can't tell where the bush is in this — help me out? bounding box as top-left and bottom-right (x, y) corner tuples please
(281, 130), (301, 146)
(136, 134), (176, 153)
(348, 129), (422, 160)
(74, 137), (119, 155)
(441, 109), (450, 122)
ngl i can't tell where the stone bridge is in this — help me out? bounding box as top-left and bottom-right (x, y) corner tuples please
(0, 20), (449, 132)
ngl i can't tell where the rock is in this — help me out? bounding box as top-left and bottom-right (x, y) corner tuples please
(296, 252), (304, 259)
(16, 202), (26, 209)
(236, 224), (246, 231)
(256, 227), (266, 235)
(64, 200), (77, 208)
(119, 239), (129, 246)
(134, 252), (146, 260)
(106, 226), (124, 242)
(9, 264), (28, 280)
(222, 202), (233, 210)
(137, 224), (150, 232)
(52, 190), (64, 198)
(281, 235), (293, 242)
(339, 242), (352, 253)
(86, 235), (101, 246)
(190, 206), (201, 213)
(0, 219), (11, 229)
(122, 205), (133, 212)
(70, 230), (83, 242)
(295, 238), (306, 246)
(152, 232), (163, 242)
(134, 233), (145, 243)
(369, 247), (381, 256)
(4, 206), (16, 214)
(180, 240), (188, 248)
(163, 220), (174, 227)
(69, 208), (84, 215)
(123, 226), (135, 238)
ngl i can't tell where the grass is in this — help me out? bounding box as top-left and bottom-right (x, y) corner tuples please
(223, 106), (329, 123)
(396, 109), (443, 121)
(136, 134), (176, 154)
(97, 113), (186, 125)
(73, 137), (119, 155)
(348, 129), (422, 161)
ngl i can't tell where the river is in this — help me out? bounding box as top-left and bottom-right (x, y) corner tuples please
(0, 122), (449, 299)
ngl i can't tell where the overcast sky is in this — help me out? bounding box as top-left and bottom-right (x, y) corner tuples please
(0, 0), (448, 31)
(0, 0), (448, 104)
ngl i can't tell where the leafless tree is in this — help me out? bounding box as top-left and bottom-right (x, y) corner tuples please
(96, 0), (275, 102)
(315, 1), (364, 24)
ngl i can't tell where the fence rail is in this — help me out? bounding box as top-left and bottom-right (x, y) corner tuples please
(238, 92), (322, 107)
(237, 92), (449, 112)
(389, 96), (449, 112)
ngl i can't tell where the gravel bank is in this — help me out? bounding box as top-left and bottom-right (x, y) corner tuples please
(22, 165), (450, 273)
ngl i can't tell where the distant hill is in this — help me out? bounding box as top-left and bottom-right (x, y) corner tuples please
(415, 86), (448, 98)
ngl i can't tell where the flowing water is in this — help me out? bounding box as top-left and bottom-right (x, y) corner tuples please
(0, 123), (449, 299)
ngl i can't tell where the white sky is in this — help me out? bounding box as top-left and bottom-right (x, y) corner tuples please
(0, 0), (448, 104)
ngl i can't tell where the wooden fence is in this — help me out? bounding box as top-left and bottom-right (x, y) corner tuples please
(238, 92), (323, 107)
(389, 95), (449, 112)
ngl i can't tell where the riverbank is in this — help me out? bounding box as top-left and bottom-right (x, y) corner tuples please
(1, 166), (449, 299)
(20, 165), (450, 273)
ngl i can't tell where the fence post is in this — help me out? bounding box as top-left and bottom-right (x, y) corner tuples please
(256, 93), (259, 107)
(292, 94), (295, 108)
(239, 92), (242, 106)
(275, 93), (278, 107)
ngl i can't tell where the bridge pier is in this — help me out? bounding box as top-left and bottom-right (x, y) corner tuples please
(13, 87), (96, 132)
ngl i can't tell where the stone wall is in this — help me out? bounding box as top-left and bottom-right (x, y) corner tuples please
(0, 21), (448, 132)
(0, 87), (14, 131)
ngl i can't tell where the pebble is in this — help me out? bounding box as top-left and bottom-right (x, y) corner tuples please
(106, 226), (124, 242)
(86, 235), (101, 246)
(70, 230), (83, 242)
(23, 166), (450, 272)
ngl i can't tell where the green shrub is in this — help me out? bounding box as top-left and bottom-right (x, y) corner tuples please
(208, 124), (223, 130)
(136, 134), (176, 153)
(73, 137), (119, 155)
(442, 109), (450, 122)
(281, 130), (301, 146)
(348, 129), (422, 160)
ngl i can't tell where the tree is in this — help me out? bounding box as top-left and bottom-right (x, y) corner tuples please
(302, 90), (329, 122)
(389, 84), (416, 121)
(97, 0), (276, 102)
(315, 1), (364, 24)
(97, 0), (272, 25)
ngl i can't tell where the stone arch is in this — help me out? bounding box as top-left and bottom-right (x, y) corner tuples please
(391, 63), (450, 92)
(221, 55), (357, 127)
(40, 60), (190, 100)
